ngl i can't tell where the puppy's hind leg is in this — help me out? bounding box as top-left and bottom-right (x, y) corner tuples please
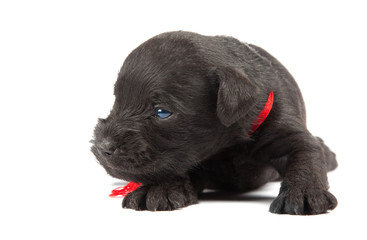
(316, 137), (338, 172)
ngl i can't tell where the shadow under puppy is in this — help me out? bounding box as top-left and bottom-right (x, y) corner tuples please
(91, 31), (337, 215)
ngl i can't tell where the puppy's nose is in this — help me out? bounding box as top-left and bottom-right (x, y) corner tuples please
(97, 139), (116, 157)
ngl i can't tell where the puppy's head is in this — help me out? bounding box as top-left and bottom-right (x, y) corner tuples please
(91, 32), (264, 183)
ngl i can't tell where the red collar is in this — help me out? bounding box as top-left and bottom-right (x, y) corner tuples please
(249, 91), (274, 135)
(110, 91), (274, 198)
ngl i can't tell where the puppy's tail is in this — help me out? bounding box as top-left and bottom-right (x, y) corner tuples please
(316, 137), (338, 172)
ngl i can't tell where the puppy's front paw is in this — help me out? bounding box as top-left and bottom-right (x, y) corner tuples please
(269, 182), (337, 215)
(122, 182), (198, 211)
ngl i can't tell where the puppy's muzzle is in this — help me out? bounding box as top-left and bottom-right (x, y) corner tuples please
(95, 139), (116, 157)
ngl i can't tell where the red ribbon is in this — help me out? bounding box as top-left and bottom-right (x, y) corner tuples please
(109, 182), (141, 198)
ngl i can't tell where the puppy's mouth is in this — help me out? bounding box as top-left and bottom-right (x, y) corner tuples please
(91, 144), (147, 175)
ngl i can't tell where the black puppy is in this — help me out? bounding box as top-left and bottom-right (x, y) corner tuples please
(91, 31), (337, 215)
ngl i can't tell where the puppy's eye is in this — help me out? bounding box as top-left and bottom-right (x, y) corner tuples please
(154, 108), (172, 119)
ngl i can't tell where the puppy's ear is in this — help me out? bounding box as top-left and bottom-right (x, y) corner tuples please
(214, 67), (262, 127)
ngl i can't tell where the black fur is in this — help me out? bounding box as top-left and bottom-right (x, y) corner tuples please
(91, 31), (337, 214)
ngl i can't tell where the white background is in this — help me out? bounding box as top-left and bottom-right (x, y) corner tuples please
(1, 0), (366, 239)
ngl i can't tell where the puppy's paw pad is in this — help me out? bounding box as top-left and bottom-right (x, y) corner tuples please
(122, 184), (198, 211)
(270, 185), (337, 215)
(122, 186), (149, 210)
(305, 190), (337, 214)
